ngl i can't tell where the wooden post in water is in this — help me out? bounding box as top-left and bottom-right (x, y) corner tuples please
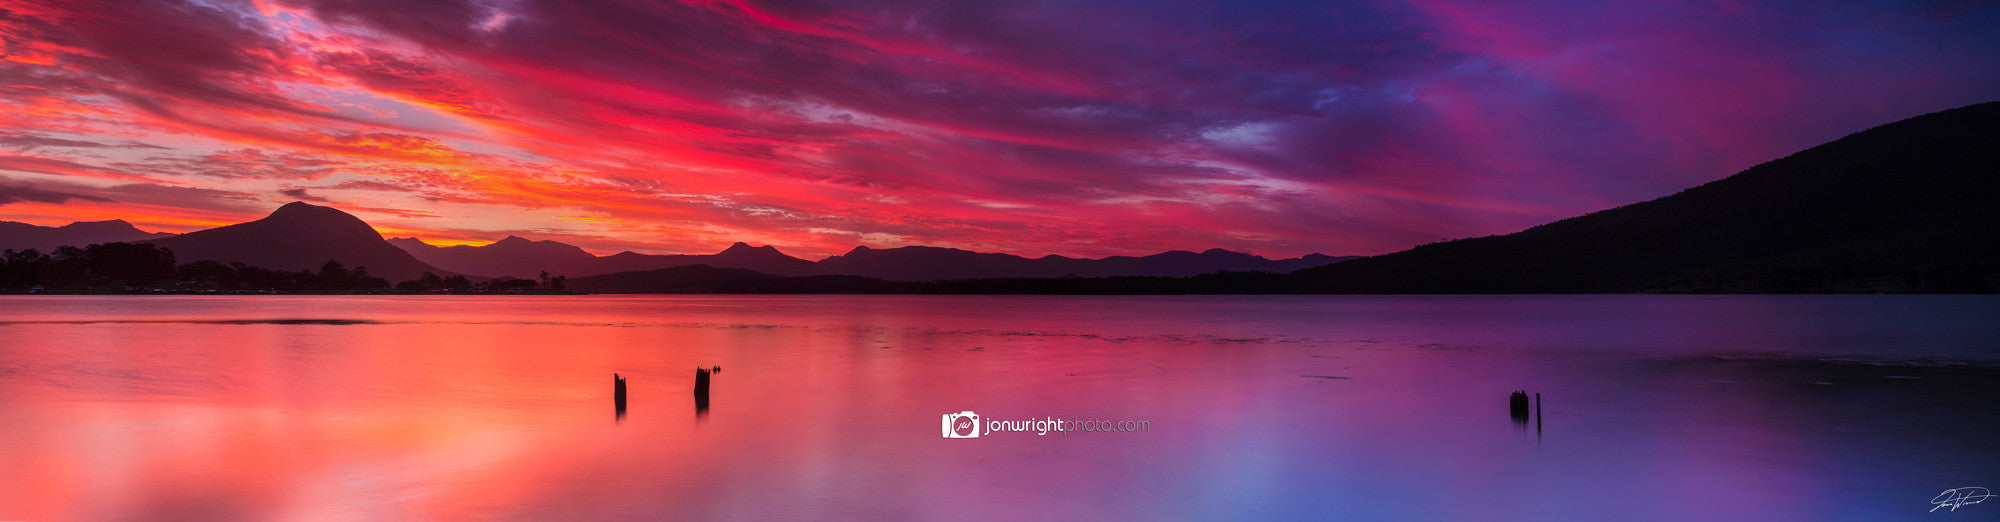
(694, 367), (711, 398)
(1509, 390), (1530, 424)
(1535, 393), (1542, 433)
(614, 373), (628, 416)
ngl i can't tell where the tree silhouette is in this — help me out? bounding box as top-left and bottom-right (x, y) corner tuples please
(319, 259), (348, 280)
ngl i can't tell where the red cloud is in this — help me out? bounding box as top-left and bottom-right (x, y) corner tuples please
(1, 0), (1996, 258)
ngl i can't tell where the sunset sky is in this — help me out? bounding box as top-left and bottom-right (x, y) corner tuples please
(1, 0), (1996, 259)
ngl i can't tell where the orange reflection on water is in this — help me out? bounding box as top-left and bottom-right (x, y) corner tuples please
(2, 295), (1997, 520)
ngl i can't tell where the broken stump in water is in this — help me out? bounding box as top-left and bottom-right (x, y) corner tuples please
(694, 367), (711, 397)
(1509, 390), (1530, 424)
(614, 373), (628, 418)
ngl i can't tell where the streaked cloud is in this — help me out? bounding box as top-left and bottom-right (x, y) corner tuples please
(0, 0), (1994, 257)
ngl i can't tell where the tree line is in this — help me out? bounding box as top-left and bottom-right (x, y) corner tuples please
(0, 242), (566, 293)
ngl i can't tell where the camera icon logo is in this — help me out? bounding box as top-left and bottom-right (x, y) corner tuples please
(942, 411), (981, 439)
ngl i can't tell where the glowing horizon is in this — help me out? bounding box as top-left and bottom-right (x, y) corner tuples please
(2, 0), (1996, 258)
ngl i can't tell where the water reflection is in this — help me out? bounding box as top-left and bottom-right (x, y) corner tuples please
(0, 295), (1995, 520)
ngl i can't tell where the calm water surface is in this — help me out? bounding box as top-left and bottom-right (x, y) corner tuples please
(1, 295), (1996, 521)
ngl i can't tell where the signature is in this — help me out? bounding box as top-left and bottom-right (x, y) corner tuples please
(1931, 487), (1995, 512)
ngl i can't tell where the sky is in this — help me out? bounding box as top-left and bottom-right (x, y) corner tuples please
(0, 0), (1996, 259)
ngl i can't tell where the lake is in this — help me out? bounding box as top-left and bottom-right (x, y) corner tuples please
(1, 295), (1996, 520)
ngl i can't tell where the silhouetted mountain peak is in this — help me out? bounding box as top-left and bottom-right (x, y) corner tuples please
(259, 201), (376, 236)
(269, 201), (328, 217)
(147, 202), (449, 282)
(712, 242), (808, 270)
(479, 235), (592, 255)
(868, 245), (974, 255)
(57, 219), (159, 236)
(0, 218), (172, 253)
(1290, 100), (2000, 292)
(719, 242), (777, 255)
(61, 218), (128, 228)
(384, 237), (441, 255)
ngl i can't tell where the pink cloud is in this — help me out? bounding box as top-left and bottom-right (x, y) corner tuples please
(0, 0), (1994, 258)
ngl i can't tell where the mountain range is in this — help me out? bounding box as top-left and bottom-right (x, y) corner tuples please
(812, 245), (1352, 281)
(1, 204), (1355, 284)
(388, 234), (1355, 281)
(386, 237), (824, 278)
(0, 220), (171, 253)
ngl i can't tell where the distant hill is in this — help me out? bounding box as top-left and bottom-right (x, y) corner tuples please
(1288, 101), (2000, 293)
(147, 202), (453, 283)
(808, 245), (1352, 281)
(389, 235), (599, 279)
(1082, 250), (1354, 278)
(591, 242), (820, 277)
(390, 238), (819, 278)
(0, 219), (171, 253)
(392, 235), (1350, 281)
(812, 245), (1055, 281)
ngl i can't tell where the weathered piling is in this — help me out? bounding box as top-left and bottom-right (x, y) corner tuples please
(614, 373), (628, 417)
(1535, 393), (1543, 433)
(1509, 390), (1530, 424)
(694, 367), (711, 397)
